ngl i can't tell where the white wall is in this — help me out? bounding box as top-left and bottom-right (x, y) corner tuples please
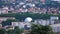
(34, 20), (50, 26)
(50, 24), (60, 32)
(12, 22), (31, 28)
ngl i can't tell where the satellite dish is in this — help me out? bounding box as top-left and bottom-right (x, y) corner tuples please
(24, 17), (32, 23)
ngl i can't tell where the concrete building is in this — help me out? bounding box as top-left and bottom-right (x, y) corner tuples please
(0, 17), (15, 23)
(50, 24), (60, 32)
(12, 22), (25, 28)
(12, 22), (31, 28)
(34, 19), (60, 32)
(0, 9), (8, 14)
(0, 7), (9, 14)
(34, 19), (50, 25)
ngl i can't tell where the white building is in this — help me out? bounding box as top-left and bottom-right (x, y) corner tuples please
(0, 17), (15, 23)
(0, 9), (8, 14)
(51, 0), (60, 1)
(51, 0), (60, 3)
(34, 19), (50, 26)
(50, 16), (59, 20)
(12, 22), (25, 28)
(12, 22), (31, 28)
(0, 7), (9, 14)
(50, 24), (60, 32)
(34, 19), (60, 32)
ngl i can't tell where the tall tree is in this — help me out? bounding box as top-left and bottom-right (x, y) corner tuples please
(0, 29), (6, 34)
(30, 24), (54, 34)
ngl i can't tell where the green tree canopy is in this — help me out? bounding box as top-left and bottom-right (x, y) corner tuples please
(30, 24), (54, 34)
(0, 29), (6, 34)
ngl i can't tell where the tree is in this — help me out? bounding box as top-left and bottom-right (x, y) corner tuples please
(0, 29), (6, 34)
(14, 26), (24, 34)
(7, 30), (15, 34)
(6, 26), (24, 34)
(0, 13), (60, 20)
(30, 24), (54, 34)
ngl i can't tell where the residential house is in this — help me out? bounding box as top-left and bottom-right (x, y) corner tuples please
(50, 24), (60, 32)
(0, 17), (15, 23)
(0, 7), (9, 14)
(12, 22), (31, 28)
